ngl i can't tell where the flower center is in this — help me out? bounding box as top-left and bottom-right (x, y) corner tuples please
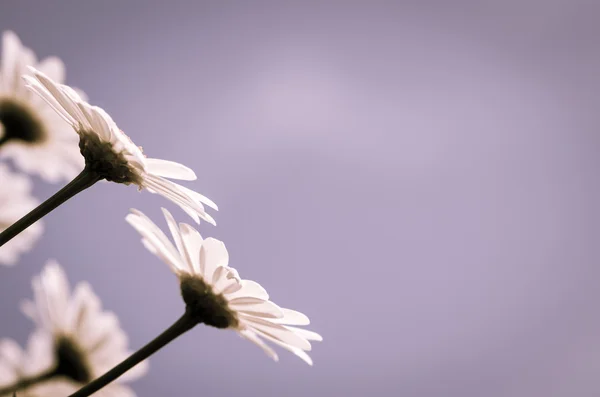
(180, 275), (239, 329)
(53, 336), (92, 384)
(0, 99), (46, 145)
(78, 132), (142, 185)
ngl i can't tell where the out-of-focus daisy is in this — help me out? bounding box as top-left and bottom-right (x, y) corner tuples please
(0, 164), (43, 266)
(0, 31), (84, 182)
(0, 261), (147, 397)
(127, 208), (322, 365)
(23, 66), (217, 225)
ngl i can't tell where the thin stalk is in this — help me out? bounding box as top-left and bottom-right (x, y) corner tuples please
(0, 168), (101, 247)
(67, 311), (198, 397)
(0, 367), (55, 395)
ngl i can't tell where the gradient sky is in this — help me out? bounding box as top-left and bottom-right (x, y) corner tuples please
(1, 1), (600, 396)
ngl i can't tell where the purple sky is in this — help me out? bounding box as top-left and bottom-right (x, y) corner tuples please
(1, 1), (600, 396)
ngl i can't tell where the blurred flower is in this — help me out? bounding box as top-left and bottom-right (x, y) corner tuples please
(0, 261), (148, 396)
(0, 31), (84, 183)
(127, 208), (322, 365)
(0, 164), (43, 266)
(23, 67), (217, 225)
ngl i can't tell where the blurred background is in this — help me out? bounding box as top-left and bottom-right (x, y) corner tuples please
(1, 0), (600, 396)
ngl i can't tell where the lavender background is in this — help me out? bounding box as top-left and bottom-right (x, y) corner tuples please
(1, 1), (600, 396)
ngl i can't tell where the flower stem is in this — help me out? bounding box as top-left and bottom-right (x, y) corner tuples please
(0, 367), (56, 395)
(67, 311), (198, 397)
(0, 168), (101, 247)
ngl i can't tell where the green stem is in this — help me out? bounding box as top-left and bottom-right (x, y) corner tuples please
(67, 311), (198, 397)
(0, 367), (56, 395)
(0, 168), (101, 247)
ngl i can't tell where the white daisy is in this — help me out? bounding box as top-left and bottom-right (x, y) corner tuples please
(0, 31), (84, 183)
(1, 260), (148, 397)
(126, 208), (322, 365)
(0, 164), (43, 266)
(22, 67), (217, 225)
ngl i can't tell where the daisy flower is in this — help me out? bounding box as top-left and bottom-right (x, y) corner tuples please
(0, 65), (217, 249)
(126, 208), (322, 365)
(0, 261), (148, 397)
(0, 31), (84, 182)
(58, 214), (320, 397)
(23, 66), (217, 225)
(0, 164), (43, 266)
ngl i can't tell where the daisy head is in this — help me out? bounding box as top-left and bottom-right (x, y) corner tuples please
(0, 31), (84, 182)
(0, 164), (43, 266)
(126, 208), (322, 365)
(17, 261), (147, 396)
(23, 67), (217, 224)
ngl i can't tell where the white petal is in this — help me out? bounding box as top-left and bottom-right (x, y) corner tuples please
(0, 339), (23, 368)
(178, 223), (203, 274)
(75, 101), (100, 134)
(2, 31), (22, 93)
(199, 238), (229, 281)
(211, 266), (228, 285)
(222, 280), (243, 295)
(250, 328), (314, 366)
(146, 158), (197, 181)
(61, 84), (85, 103)
(238, 329), (279, 362)
(229, 298), (284, 319)
(36, 56), (65, 82)
(68, 282), (101, 334)
(143, 175), (209, 224)
(225, 280), (269, 301)
(176, 184), (219, 211)
(126, 211), (183, 272)
(22, 330), (54, 377)
(241, 316), (311, 351)
(271, 308), (311, 326)
(23, 75), (77, 127)
(212, 268), (242, 295)
(284, 327), (323, 342)
(38, 260), (71, 332)
(29, 66), (86, 125)
(160, 208), (188, 267)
